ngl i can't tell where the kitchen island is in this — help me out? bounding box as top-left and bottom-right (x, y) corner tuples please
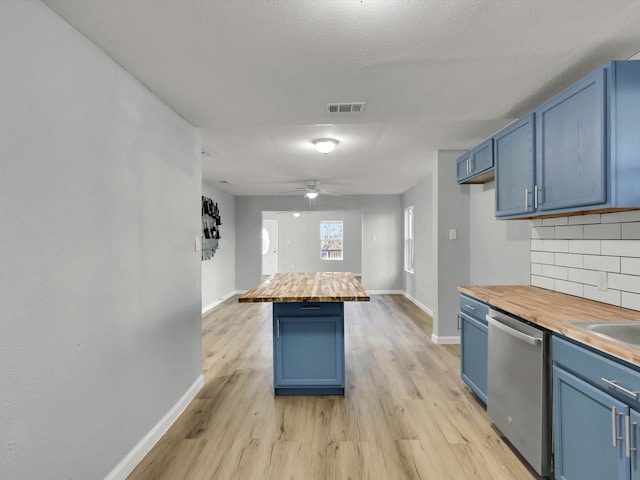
(239, 272), (369, 395)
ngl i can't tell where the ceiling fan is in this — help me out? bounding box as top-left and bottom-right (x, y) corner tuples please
(279, 180), (340, 199)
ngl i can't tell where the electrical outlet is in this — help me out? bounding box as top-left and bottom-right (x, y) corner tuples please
(596, 271), (608, 291)
(449, 229), (457, 240)
(194, 236), (202, 252)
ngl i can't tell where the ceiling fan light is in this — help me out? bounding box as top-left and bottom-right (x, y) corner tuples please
(305, 191), (319, 199)
(312, 138), (338, 154)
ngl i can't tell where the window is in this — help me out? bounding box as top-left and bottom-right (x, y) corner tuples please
(404, 206), (414, 273)
(320, 221), (343, 260)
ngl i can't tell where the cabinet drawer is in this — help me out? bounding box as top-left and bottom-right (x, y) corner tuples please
(274, 302), (343, 317)
(459, 295), (489, 324)
(553, 336), (640, 407)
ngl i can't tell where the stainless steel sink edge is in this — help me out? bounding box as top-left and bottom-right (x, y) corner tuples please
(569, 321), (640, 349)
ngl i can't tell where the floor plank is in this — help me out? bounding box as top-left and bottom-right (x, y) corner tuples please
(128, 294), (543, 480)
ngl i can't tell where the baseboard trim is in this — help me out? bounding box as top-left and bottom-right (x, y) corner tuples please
(202, 290), (244, 316)
(104, 374), (205, 480)
(431, 333), (461, 345)
(402, 292), (434, 317)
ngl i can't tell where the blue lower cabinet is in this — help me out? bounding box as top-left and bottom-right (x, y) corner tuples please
(459, 294), (489, 404)
(632, 410), (640, 480)
(460, 312), (488, 404)
(273, 302), (345, 395)
(553, 365), (628, 480)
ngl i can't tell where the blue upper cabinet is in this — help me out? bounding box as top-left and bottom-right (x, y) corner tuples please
(456, 138), (494, 184)
(495, 113), (536, 217)
(536, 68), (607, 212)
(494, 60), (640, 219)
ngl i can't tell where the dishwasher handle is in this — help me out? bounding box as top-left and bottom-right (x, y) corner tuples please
(487, 315), (542, 346)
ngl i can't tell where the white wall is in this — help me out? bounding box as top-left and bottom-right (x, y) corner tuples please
(1, 3), (202, 478)
(530, 210), (640, 310)
(202, 182), (236, 313)
(236, 195), (403, 292)
(469, 182), (530, 284)
(434, 150), (471, 341)
(263, 210), (362, 274)
(403, 173), (436, 313)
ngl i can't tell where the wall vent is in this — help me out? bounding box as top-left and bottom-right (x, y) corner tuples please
(326, 102), (366, 114)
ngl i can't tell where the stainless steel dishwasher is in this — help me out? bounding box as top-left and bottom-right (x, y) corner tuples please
(486, 308), (552, 477)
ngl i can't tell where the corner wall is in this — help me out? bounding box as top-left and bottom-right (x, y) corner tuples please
(202, 182), (236, 313)
(433, 150), (470, 341)
(403, 172), (436, 313)
(403, 151), (530, 343)
(1, 3), (202, 478)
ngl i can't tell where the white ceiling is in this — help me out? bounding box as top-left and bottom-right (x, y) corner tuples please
(44, 0), (640, 196)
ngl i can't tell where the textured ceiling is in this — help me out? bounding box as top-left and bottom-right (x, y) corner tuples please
(45, 0), (640, 196)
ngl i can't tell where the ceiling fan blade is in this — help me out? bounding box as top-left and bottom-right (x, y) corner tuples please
(319, 189), (341, 196)
(278, 188), (307, 194)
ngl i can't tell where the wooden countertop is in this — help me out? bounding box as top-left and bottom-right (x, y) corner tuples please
(458, 285), (640, 366)
(239, 272), (370, 303)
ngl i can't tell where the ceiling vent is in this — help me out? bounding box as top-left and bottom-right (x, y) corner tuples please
(326, 102), (366, 114)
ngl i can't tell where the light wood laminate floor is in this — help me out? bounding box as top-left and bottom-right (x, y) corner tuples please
(128, 295), (542, 480)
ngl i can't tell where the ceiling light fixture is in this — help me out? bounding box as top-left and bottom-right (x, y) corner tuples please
(312, 138), (339, 154)
(292, 212), (301, 218)
(305, 191), (319, 200)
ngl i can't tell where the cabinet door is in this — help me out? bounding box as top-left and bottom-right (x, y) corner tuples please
(470, 138), (494, 176)
(553, 365), (629, 480)
(460, 312), (488, 404)
(495, 113), (536, 217)
(274, 316), (344, 387)
(632, 409), (640, 480)
(456, 151), (473, 183)
(537, 68), (607, 212)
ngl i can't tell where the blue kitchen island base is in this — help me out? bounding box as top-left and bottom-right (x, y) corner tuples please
(272, 302), (345, 396)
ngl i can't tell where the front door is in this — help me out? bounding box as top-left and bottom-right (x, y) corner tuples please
(262, 219), (278, 276)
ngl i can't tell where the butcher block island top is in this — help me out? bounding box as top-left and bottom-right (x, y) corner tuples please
(239, 272), (370, 303)
(459, 285), (640, 366)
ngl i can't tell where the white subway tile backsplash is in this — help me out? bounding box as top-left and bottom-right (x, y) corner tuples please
(555, 225), (584, 239)
(555, 253), (583, 268)
(554, 280), (584, 297)
(583, 286), (621, 306)
(531, 239), (543, 251)
(531, 251), (555, 265)
(609, 273), (640, 294)
(583, 255), (620, 273)
(622, 258), (640, 275)
(601, 210), (640, 224)
(543, 217), (569, 226)
(569, 214), (601, 225)
(622, 222), (640, 240)
(530, 219), (543, 227)
(543, 239), (569, 253)
(531, 226), (555, 239)
(531, 214), (640, 311)
(602, 240), (640, 258)
(622, 292), (640, 311)
(584, 223), (621, 240)
(568, 268), (598, 286)
(542, 264), (569, 280)
(531, 275), (554, 290)
(568, 240), (601, 255)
